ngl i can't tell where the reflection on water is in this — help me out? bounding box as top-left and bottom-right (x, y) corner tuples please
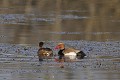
(0, 41), (120, 80)
(0, 0), (120, 44)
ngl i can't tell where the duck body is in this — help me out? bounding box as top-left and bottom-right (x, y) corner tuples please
(55, 43), (86, 61)
(37, 42), (53, 61)
(64, 52), (77, 60)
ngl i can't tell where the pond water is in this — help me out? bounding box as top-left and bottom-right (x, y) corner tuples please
(0, 41), (120, 80)
(0, 0), (120, 80)
(0, 0), (120, 44)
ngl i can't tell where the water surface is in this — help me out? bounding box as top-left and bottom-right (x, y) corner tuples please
(0, 41), (120, 80)
(0, 0), (120, 44)
(0, 0), (120, 80)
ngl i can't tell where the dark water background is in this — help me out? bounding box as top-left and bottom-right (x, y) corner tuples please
(0, 0), (120, 80)
(0, 0), (120, 44)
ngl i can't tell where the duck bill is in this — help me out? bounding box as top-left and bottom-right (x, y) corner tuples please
(55, 46), (59, 49)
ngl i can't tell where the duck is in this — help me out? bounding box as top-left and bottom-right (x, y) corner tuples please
(55, 42), (86, 62)
(37, 42), (53, 61)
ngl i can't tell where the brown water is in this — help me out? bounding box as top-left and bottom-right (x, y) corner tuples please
(0, 0), (120, 44)
(0, 0), (120, 80)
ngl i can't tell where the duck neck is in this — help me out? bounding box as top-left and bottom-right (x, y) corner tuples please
(39, 47), (42, 49)
(60, 48), (65, 50)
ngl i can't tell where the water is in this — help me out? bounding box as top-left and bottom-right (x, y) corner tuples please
(0, 0), (120, 80)
(0, 0), (120, 44)
(0, 41), (120, 80)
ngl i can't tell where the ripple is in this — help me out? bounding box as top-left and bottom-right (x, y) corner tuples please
(60, 14), (88, 20)
(49, 31), (120, 35)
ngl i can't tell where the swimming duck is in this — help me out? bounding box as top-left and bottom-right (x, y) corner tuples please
(55, 42), (86, 62)
(37, 42), (53, 61)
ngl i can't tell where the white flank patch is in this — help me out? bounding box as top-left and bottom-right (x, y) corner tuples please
(46, 53), (50, 56)
(65, 52), (76, 59)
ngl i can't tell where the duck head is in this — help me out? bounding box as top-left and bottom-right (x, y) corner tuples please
(39, 42), (44, 48)
(55, 43), (65, 50)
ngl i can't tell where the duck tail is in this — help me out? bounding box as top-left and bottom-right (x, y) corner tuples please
(77, 51), (86, 59)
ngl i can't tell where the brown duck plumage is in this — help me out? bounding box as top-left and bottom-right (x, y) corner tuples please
(37, 42), (53, 61)
(55, 43), (86, 61)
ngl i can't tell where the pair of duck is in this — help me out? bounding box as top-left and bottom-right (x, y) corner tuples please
(37, 42), (86, 62)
